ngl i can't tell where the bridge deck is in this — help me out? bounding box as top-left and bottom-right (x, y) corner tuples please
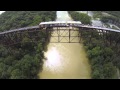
(0, 22), (120, 45)
(80, 25), (120, 33)
(0, 26), (39, 35)
(0, 22), (120, 36)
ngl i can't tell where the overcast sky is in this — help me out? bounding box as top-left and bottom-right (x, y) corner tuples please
(0, 11), (5, 15)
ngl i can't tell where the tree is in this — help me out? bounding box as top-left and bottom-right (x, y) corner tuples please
(68, 11), (92, 25)
(79, 13), (92, 24)
(10, 69), (22, 79)
(103, 62), (116, 79)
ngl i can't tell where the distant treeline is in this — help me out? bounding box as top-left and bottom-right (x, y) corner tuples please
(0, 11), (56, 79)
(104, 11), (120, 18)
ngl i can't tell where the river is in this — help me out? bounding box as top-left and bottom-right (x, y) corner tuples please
(39, 11), (91, 79)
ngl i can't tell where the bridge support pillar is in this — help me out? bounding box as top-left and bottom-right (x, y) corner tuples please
(57, 27), (60, 42)
(46, 27), (50, 43)
(69, 28), (70, 43)
(79, 28), (83, 43)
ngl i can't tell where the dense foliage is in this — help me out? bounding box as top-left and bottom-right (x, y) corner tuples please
(0, 11), (56, 79)
(68, 11), (92, 25)
(0, 11), (56, 32)
(0, 42), (44, 79)
(81, 30), (120, 79)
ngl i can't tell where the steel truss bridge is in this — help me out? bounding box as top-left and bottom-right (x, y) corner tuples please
(0, 21), (120, 47)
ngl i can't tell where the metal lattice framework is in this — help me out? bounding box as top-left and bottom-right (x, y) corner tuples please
(0, 22), (120, 47)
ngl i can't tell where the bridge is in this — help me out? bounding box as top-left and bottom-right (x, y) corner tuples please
(0, 21), (120, 46)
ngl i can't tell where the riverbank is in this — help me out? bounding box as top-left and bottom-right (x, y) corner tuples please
(68, 11), (120, 79)
(0, 11), (56, 79)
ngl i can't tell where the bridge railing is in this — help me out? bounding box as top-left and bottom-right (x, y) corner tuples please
(0, 21), (120, 46)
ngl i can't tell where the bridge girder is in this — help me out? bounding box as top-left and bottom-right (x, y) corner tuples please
(0, 26), (120, 47)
